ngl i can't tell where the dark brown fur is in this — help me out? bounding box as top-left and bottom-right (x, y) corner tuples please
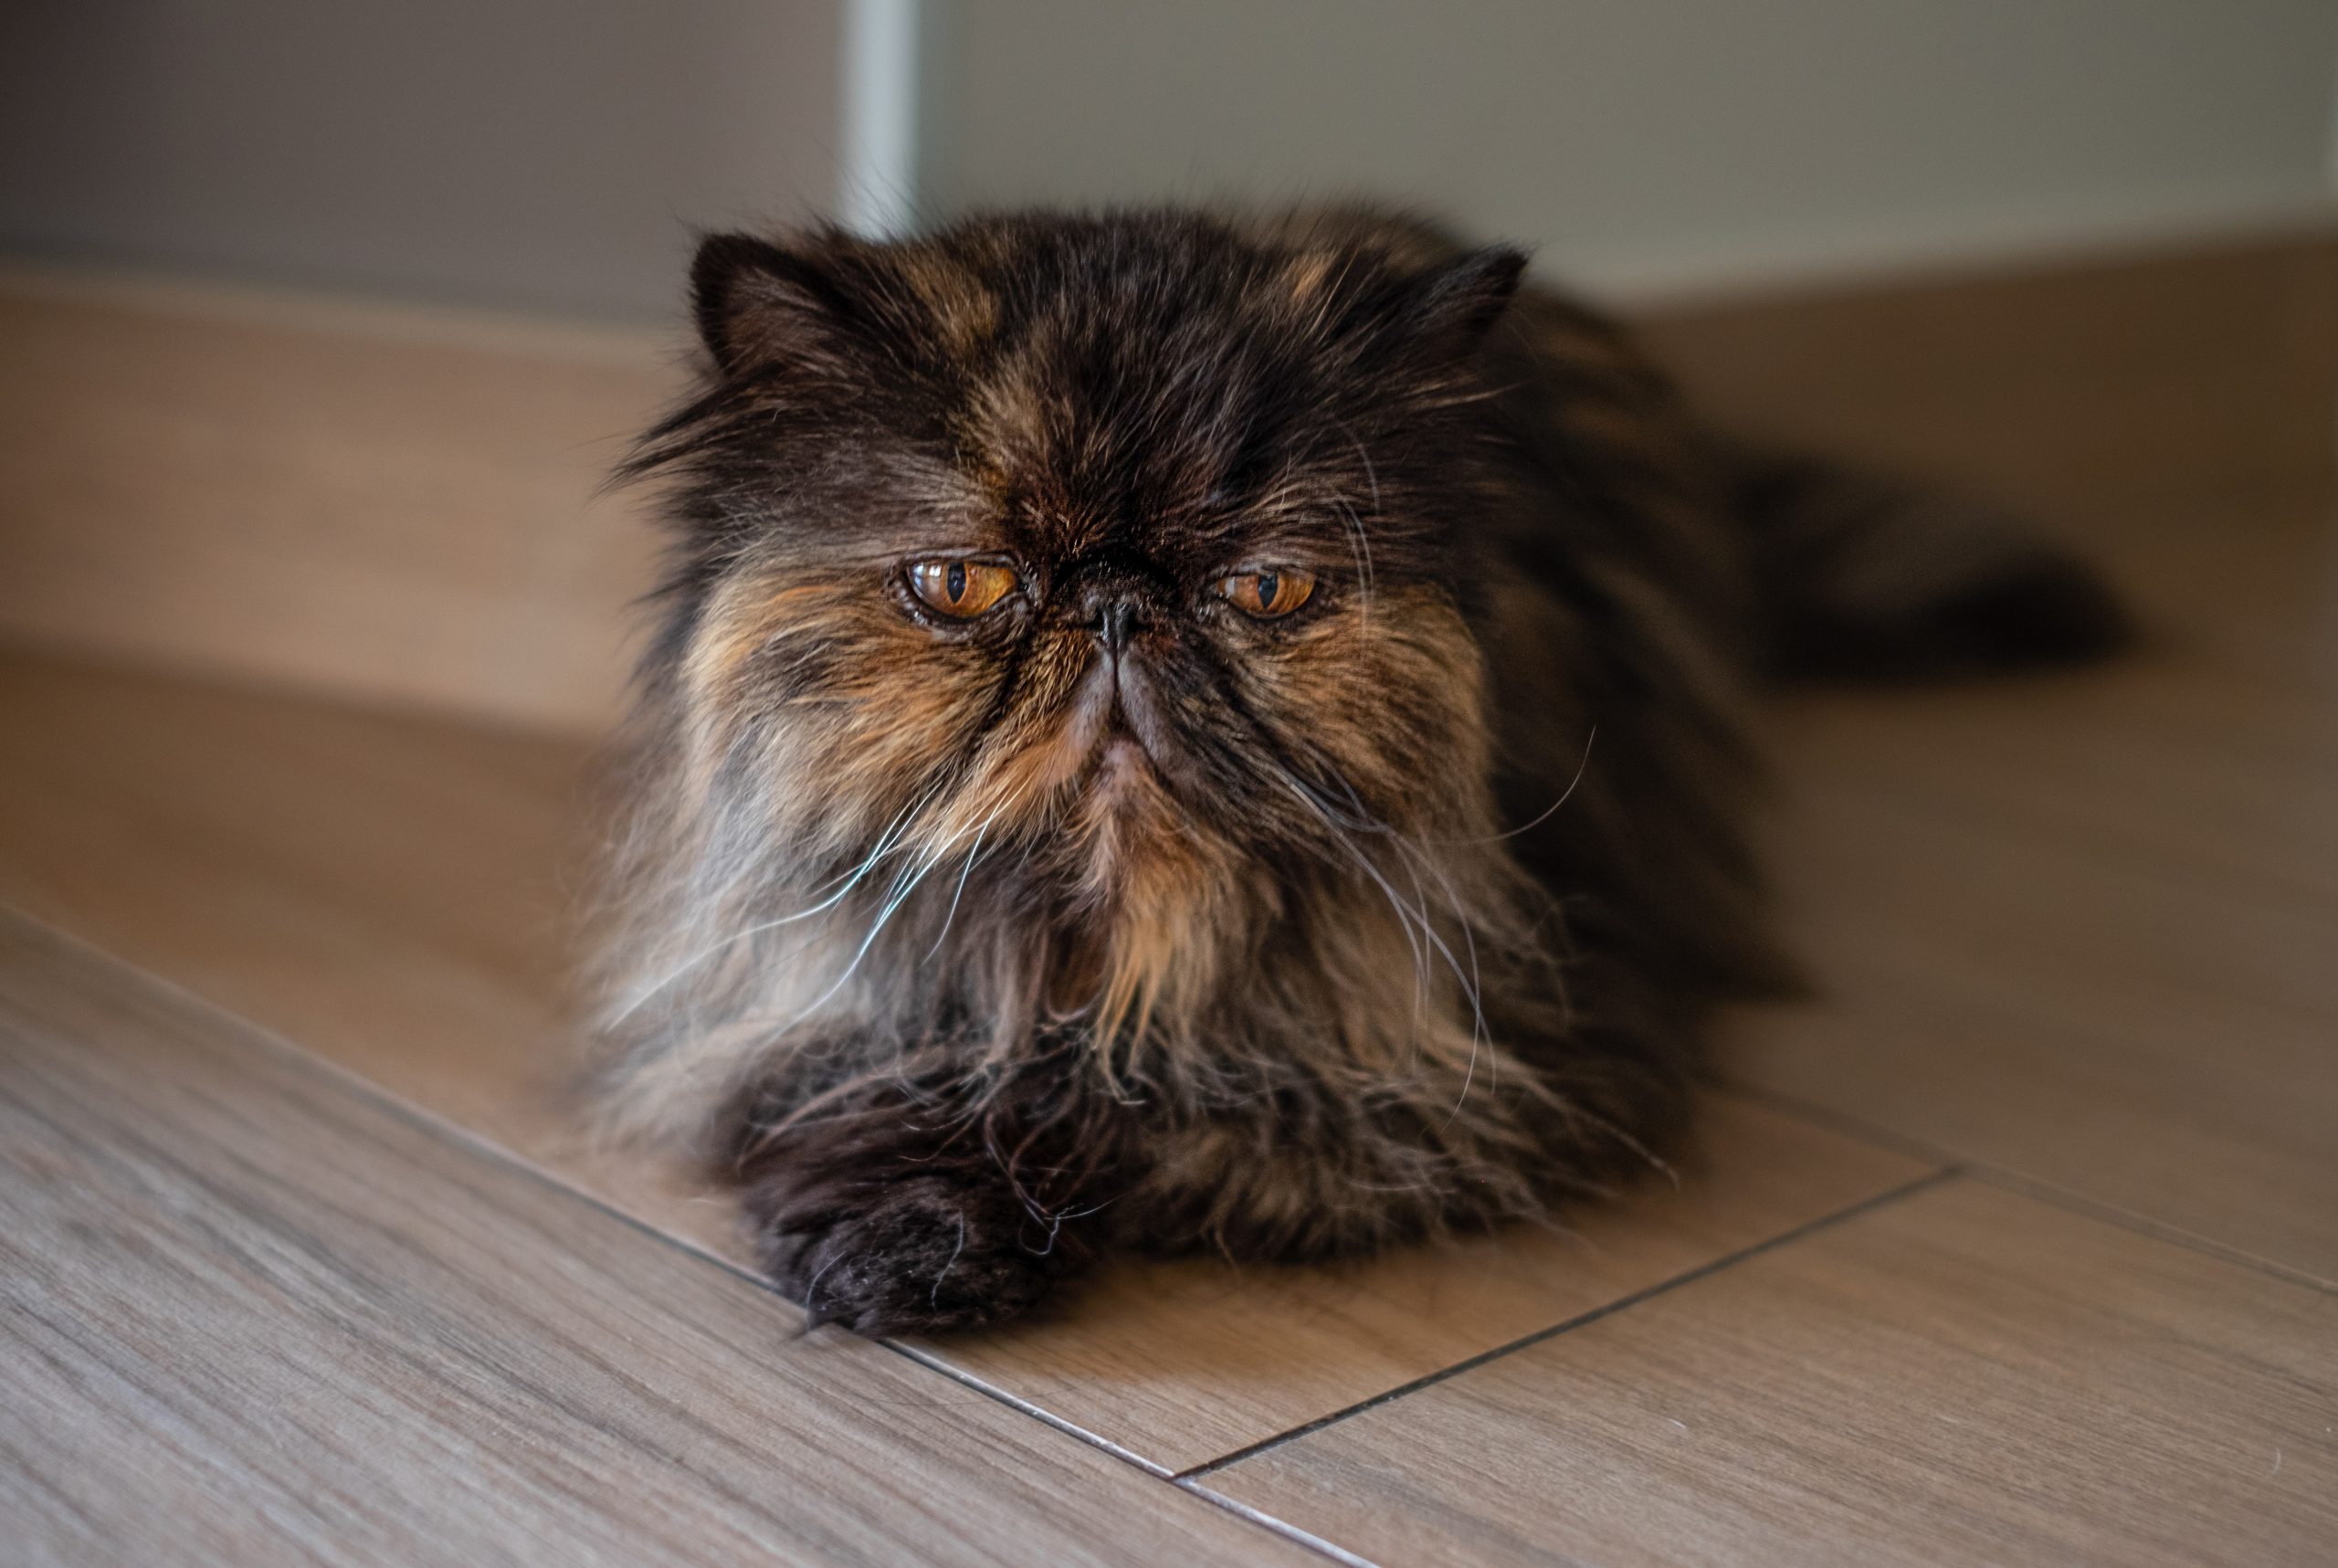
(590, 207), (2125, 1334)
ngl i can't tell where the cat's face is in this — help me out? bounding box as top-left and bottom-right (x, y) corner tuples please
(640, 215), (1523, 1022)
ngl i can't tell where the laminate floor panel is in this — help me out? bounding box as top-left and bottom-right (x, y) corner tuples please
(1203, 1179), (2338, 1567)
(1727, 591), (2338, 1283)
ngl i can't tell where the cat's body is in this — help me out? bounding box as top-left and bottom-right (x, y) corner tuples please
(593, 207), (2124, 1333)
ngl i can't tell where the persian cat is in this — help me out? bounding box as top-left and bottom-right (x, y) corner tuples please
(592, 208), (2124, 1333)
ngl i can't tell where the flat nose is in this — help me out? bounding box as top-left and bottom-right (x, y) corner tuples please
(1075, 566), (1157, 653)
(1097, 597), (1139, 655)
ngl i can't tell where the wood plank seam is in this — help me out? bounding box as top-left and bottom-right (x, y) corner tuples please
(883, 1341), (1174, 1477)
(1176, 1165), (1962, 1481)
(1722, 1078), (2338, 1295)
(0, 900), (1368, 1564)
(1172, 1487), (1388, 1568)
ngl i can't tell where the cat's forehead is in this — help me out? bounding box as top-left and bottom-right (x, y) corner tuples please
(679, 214), (1516, 572)
(943, 247), (1340, 560)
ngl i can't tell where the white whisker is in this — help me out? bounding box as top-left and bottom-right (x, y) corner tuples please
(604, 782), (948, 1026)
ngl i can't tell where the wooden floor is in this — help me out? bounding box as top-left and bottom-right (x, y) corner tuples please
(5, 237), (2336, 1563)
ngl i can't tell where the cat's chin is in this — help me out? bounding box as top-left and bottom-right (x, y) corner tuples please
(1091, 733), (1155, 794)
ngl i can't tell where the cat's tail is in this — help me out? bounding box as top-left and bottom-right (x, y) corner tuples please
(1724, 447), (2134, 681)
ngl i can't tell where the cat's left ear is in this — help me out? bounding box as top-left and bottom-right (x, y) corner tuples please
(1405, 247), (1529, 354)
(1296, 244), (1529, 360)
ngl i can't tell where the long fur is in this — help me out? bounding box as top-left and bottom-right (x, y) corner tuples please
(587, 206), (2127, 1333)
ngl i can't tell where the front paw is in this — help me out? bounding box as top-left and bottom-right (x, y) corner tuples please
(764, 1179), (1072, 1335)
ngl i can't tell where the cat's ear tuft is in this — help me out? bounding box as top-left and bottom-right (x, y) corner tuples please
(1411, 246), (1528, 351)
(689, 229), (865, 378)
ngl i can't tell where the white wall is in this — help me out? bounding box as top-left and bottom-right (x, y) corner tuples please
(917, 0), (2338, 298)
(0, 0), (843, 321)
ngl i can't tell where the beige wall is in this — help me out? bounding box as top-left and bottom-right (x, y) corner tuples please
(920, 0), (2338, 298)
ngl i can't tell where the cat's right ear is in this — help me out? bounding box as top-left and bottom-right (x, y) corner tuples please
(690, 230), (870, 380)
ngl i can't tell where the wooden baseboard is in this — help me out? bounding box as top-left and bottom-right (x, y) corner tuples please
(0, 266), (680, 734)
(4, 231), (2330, 733)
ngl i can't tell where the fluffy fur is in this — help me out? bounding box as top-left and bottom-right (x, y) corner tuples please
(589, 207), (2126, 1333)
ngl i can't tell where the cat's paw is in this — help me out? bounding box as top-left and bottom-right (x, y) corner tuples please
(766, 1179), (1069, 1336)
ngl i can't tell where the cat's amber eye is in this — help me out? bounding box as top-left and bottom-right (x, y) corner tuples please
(908, 559), (1017, 618)
(1216, 567), (1316, 619)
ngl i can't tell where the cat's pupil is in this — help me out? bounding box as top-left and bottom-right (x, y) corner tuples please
(1256, 572), (1279, 609)
(946, 562), (966, 603)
